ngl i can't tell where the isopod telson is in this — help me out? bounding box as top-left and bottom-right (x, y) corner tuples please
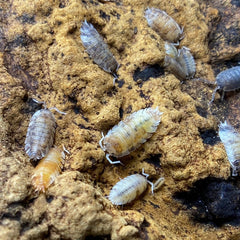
(31, 147), (67, 192)
(99, 107), (163, 164)
(108, 169), (165, 205)
(145, 7), (183, 43)
(210, 66), (240, 104)
(80, 20), (119, 84)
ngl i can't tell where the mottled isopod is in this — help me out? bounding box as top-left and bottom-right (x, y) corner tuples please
(32, 147), (66, 192)
(25, 109), (56, 160)
(80, 20), (119, 83)
(99, 107), (163, 164)
(108, 169), (164, 205)
(219, 121), (240, 176)
(177, 47), (196, 79)
(145, 7), (183, 43)
(210, 66), (240, 104)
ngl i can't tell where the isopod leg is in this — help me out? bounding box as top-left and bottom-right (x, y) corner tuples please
(106, 153), (123, 165)
(99, 132), (105, 150)
(147, 180), (154, 195)
(49, 107), (66, 115)
(113, 73), (118, 86)
(141, 168), (149, 179)
(209, 86), (220, 105)
(153, 177), (165, 191)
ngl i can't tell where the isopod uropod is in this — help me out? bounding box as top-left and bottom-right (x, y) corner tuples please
(31, 147), (67, 192)
(108, 169), (165, 205)
(99, 107), (163, 164)
(80, 20), (119, 84)
(210, 66), (240, 104)
(219, 121), (240, 176)
(25, 109), (57, 160)
(145, 7), (183, 43)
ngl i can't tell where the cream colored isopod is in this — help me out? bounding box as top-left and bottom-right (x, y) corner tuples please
(99, 107), (163, 164)
(109, 169), (164, 205)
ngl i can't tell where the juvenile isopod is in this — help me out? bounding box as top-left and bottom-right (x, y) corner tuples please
(25, 102), (66, 160)
(219, 121), (240, 176)
(99, 107), (163, 164)
(210, 66), (240, 104)
(80, 20), (119, 84)
(145, 7), (183, 43)
(108, 169), (164, 205)
(31, 147), (68, 192)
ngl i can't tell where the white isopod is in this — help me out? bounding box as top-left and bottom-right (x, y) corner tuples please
(108, 169), (164, 205)
(99, 107), (163, 164)
(80, 20), (119, 84)
(219, 121), (240, 176)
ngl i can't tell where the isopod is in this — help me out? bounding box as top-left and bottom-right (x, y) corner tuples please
(164, 55), (187, 80)
(177, 47), (196, 79)
(80, 20), (119, 83)
(99, 107), (163, 164)
(165, 42), (178, 59)
(219, 121), (240, 176)
(108, 169), (164, 205)
(164, 44), (195, 80)
(210, 66), (240, 104)
(145, 7), (183, 43)
(25, 102), (66, 160)
(31, 147), (66, 192)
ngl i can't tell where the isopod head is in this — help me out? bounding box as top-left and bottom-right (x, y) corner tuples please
(145, 7), (183, 43)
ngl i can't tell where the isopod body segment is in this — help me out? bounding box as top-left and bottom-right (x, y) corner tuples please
(145, 7), (183, 43)
(31, 147), (65, 192)
(80, 20), (119, 79)
(219, 121), (240, 176)
(25, 109), (56, 160)
(108, 169), (164, 205)
(99, 107), (163, 164)
(210, 66), (240, 104)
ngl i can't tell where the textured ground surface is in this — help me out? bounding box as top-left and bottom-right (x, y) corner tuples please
(0, 0), (240, 239)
